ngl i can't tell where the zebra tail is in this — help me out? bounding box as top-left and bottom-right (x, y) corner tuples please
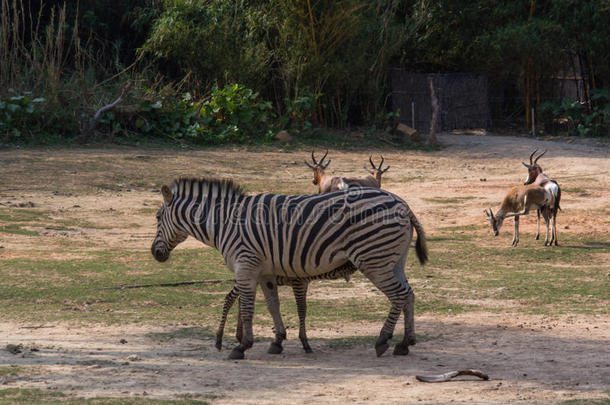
(409, 210), (428, 265)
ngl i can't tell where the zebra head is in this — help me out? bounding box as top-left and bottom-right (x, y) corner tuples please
(151, 185), (188, 262)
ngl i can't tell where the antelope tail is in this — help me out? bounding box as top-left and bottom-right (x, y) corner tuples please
(408, 210), (428, 265)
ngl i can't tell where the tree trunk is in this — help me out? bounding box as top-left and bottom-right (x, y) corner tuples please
(427, 76), (440, 146)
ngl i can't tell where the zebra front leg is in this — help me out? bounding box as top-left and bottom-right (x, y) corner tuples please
(259, 278), (287, 355)
(216, 286), (239, 350)
(511, 216), (520, 247)
(229, 274), (257, 360)
(235, 300), (243, 344)
(291, 279), (313, 353)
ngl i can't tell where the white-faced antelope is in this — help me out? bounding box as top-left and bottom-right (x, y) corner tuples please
(522, 149), (561, 245)
(485, 183), (556, 246)
(304, 150), (347, 192)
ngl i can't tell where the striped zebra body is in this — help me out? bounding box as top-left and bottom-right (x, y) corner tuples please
(152, 178), (427, 359)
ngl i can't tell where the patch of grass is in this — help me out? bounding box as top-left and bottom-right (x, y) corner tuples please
(0, 224), (39, 236)
(562, 187), (590, 197)
(414, 227), (610, 315)
(0, 208), (48, 223)
(0, 225), (608, 326)
(423, 196), (476, 204)
(44, 226), (77, 232)
(0, 366), (22, 377)
(0, 388), (210, 404)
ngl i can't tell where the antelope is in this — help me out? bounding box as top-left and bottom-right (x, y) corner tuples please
(485, 183), (556, 247)
(522, 149), (561, 245)
(342, 155), (390, 188)
(304, 150), (347, 193)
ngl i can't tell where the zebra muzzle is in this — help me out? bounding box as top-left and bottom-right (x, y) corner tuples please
(151, 242), (170, 262)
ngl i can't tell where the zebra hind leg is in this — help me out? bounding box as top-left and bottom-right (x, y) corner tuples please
(291, 279), (313, 353)
(360, 257), (410, 357)
(387, 252), (415, 356)
(216, 286), (239, 350)
(393, 289), (415, 356)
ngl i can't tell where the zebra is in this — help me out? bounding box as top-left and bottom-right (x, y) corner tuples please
(218, 155), (391, 353)
(151, 177), (428, 359)
(215, 262), (357, 353)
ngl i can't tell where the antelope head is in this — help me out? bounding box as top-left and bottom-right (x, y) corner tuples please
(304, 150), (331, 186)
(522, 149), (546, 185)
(484, 208), (503, 236)
(365, 155), (390, 186)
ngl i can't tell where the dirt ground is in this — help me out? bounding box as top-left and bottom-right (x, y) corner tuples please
(1, 133), (609, 403)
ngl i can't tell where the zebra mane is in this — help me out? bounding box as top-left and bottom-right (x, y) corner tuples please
(171, 177), (245, 198)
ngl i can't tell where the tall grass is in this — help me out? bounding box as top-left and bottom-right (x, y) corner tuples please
(0, 0), (138, 141)
(1, 1), (76, 96)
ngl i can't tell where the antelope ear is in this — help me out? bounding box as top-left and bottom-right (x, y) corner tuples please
(522, 162), (531, 168)
(383, 165), (390, 173)
(161, 185), (174, 205)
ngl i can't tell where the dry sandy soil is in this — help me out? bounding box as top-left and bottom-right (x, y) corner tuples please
(1, 133), (609, 404)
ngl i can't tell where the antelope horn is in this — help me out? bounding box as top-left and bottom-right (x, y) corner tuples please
(489, 208), (495, 219)
(529, 149), (538, 164)
(379, 155), (385, 168)
(311, 150), (318, 165)
(369, 155), (376, 169)
(320, 149), (329, 164)
(534, 149), (547, 164)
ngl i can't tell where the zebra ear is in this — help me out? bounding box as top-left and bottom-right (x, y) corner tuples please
(161, 185), (174, 205)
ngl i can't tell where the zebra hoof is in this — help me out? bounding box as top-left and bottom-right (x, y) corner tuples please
(393, 344), (409, 356)
(215, 338), (222, 351)
(228, 347), (245, 360)
(407, 336), (417, 346)
(267, 342), (283, 355)
(375, 342), (389, 357)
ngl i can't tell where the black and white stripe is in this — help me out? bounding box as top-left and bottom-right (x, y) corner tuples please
(152, 177), (427, 359)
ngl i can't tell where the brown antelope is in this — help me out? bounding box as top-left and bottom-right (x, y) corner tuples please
(522, 149), (561, 245)
(342, 155), (390, 188)
(304, 150), (347, 193)
(485, 183), (556, 247)
(366, 155), (390, 187)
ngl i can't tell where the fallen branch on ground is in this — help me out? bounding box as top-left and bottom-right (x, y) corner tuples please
(416, 369), (489, 383)
(96, 279), (234, 290)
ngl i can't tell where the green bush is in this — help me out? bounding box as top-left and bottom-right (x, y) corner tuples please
(99, 83), (275, 144)
(539, 89), (610, 137)
(0, 93), (46, 141)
